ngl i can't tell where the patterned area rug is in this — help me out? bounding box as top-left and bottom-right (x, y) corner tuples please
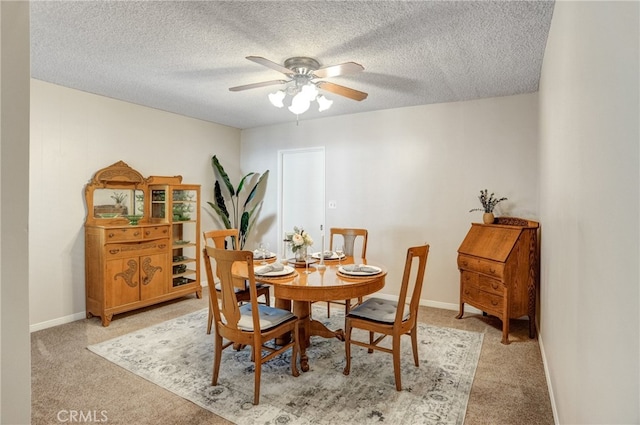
(88, 307), (483, 424)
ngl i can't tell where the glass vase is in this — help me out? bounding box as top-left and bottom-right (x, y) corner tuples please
(294, 246), (307, 262)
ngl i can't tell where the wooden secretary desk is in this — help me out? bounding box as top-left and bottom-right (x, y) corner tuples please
(84, 161), (201, 326)
(456, 217), (539, 344)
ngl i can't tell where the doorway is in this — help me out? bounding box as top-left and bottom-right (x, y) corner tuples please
(278, 147), (325, 257)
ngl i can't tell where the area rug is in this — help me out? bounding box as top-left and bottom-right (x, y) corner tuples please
(87, 307), (483, 424)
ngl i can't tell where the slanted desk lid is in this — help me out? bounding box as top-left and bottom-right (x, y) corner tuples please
(458, 223), (524, 263)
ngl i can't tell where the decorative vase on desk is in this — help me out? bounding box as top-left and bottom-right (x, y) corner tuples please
(483, 212), (495, 224)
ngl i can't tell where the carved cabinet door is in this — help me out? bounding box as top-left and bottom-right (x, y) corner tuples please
(106, 256), (141, 308)
(139, 253), (168, 300)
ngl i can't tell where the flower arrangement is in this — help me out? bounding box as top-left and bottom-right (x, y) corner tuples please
(286, 226), (313, 253)
(469, 189), (508, 213)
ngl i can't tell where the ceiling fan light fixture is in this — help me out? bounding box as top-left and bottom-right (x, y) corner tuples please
(288, 92), (311, 115)
(268, 90), (285, 108)
(317, 95), (333, 112)
(300, 83), (318, 102)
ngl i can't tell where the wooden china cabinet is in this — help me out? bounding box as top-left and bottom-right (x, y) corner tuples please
(456, 217), (539, 344)
(84, 161), (201, 326)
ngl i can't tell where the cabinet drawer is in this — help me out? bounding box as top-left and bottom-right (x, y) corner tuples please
(106, 240), (169, 258)
(105, 227), (143, 242)
(458, 254), (504, 279)
(143, 225), (170, 240)
(462, 285), (504, 315)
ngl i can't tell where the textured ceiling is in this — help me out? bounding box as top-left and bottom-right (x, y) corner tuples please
(30, 1), (554, 130)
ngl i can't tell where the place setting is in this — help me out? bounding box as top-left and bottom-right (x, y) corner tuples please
(253, 262), (296, 278)
(337, 263), (383, 277)
(253, 242), (277, 264)
(311, 250), (346, 261)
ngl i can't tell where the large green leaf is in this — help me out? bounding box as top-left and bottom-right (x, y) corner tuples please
(243, 170), (269, 210)
(211, 155), (235, 197)
(206, 201), (232, 229)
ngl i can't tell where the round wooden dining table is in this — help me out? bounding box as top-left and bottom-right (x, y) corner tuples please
(255, 257), (386, 372)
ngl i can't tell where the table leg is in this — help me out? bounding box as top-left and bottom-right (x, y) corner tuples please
(292, 301), (311, 372)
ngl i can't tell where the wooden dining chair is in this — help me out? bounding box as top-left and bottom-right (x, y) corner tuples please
(343, 244), (429, 391)
(326, 227), (368, 317)
(203, 246), (300, 405)
(203, 229), (271, 334)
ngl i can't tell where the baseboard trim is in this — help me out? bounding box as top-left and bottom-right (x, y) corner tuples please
(538, 332), (559, 424)
(30, 312), (87, 332)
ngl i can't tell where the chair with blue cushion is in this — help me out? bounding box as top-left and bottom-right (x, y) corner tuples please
(203, 229), (271, 334)
(203, 245), (300, 405)
(343, 244), (429, 391)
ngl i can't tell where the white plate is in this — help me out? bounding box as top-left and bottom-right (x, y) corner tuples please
(338, 265), (382, 276)
(254, 265), (295, 277)
(253, 251), (277, 260)
(311, 251), (346, 260)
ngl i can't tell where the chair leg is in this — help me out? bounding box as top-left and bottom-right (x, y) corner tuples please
(326, 302), (331, 318)
(392, 336), (402, 391)
(253, 346), (262, 405)
(343, 320), (352, 376)
(212, 334), (223, 385)
(410, 326), (419, 367)
(368, 331), (374, 353)
(345, 299), (350, 315)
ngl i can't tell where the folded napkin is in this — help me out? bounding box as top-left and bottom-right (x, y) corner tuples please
(255, 263), (285, 275)
(322, 251), (335, 259)
(342, 264), (379, 273)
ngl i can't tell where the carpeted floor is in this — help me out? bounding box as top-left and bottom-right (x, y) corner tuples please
(31, 288), (554, 425)
(87, 307), (483, 424)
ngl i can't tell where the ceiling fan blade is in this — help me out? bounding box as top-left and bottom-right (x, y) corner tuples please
(316, 81), (368, 101)
(246, 56), (294, 76)
(313, 62), (364, 79)
(229, 79), (288, 92)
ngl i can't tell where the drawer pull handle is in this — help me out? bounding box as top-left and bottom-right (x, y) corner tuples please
(490, 268), (496, 274)
(491, 300), (499, 306)
(108, 233), (114, 238)
(145, 231), (150, 236)
(462, 260), (468, 266)
(108, 249), (120, 255)
(492, 283), (499, 290)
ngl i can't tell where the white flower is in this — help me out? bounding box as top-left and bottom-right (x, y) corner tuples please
(292, 233), (304, 246)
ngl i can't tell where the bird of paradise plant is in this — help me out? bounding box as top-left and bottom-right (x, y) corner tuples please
(207, 155), (269, 249)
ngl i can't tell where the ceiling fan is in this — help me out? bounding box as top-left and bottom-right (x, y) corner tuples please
(229, 56), (368, 114)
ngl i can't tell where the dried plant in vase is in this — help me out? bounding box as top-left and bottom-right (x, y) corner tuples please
(469, 189), (508, 224)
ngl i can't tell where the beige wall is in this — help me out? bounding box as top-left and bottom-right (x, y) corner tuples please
(1, 1), (31, 422)
(241, 94), (540, 306)
(29, 79), (242, 329)
(539, 1), (639, 423)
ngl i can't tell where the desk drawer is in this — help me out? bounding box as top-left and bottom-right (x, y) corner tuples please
(458, 254), (505, 279)
(462, 285), (504, 315)
(477, 275), (504, 296)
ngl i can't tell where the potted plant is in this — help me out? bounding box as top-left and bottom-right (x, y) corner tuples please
(469, 189), (508, 224)
(207, 155), (269, 249)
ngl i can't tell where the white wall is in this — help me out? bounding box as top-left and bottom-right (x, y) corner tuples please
(539, 1), (639, 423)
(29, 79), (242, 329)
(242, 94), (539, 306)
(1, 2), (31, 422)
